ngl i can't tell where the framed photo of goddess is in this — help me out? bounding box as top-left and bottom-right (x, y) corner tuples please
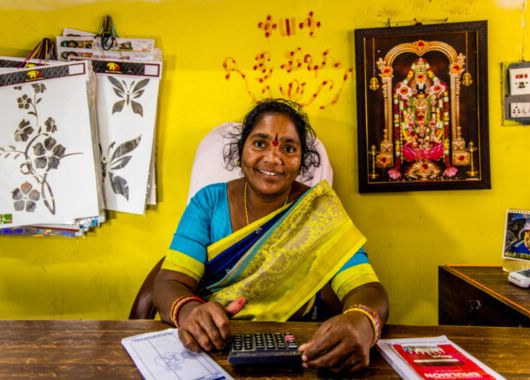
(354, 21), (490, 192)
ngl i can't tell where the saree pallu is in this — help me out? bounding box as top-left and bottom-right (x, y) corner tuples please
(203, 180), (366, 321)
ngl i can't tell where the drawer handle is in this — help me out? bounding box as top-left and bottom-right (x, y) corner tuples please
(467, 299), (482, 325)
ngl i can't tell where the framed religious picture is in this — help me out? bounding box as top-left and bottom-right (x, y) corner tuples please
(354, 21), (490, 192)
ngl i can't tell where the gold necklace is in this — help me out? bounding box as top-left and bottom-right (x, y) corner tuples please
(244, 182), (290, 226)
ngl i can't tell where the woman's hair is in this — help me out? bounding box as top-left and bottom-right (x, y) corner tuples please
(224, 98), (321, 180)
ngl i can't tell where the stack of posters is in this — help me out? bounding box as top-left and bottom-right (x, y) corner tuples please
(0, 61), (104, 236)
(0, 27), (161, 237)
(84, 56), (161, 214)
(61, 28), (162, 215)
(57, 36), (155, 62)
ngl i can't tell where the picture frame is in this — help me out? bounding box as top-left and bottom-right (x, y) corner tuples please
(503, 209), (530, 262)
(354, 21), (490, 192)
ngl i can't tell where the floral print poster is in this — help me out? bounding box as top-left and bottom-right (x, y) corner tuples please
(0, 62), (101, 228)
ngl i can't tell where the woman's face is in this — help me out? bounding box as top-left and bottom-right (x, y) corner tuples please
(241, 112), (302, 199)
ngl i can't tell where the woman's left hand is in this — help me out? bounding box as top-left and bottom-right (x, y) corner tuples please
(298, 311), (374, 374)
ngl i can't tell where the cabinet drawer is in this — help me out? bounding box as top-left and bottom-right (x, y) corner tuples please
(439, 267), (530, 327)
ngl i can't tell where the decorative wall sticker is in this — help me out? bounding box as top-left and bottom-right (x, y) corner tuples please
(0, 83), (82, 216)
(0, 62), (101, 228)
(298, 11), (321, 37)
(258, 11), (321, 38)
(107, 76), (149, 116)
(257, 15), (277, 38)
(100, 135), (142, 200)
(224, 11), (349, 109)
(91, 59), (162, 214)
(223, 48), (352, 109)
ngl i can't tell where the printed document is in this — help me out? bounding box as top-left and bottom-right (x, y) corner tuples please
(122, 328), (233, 380)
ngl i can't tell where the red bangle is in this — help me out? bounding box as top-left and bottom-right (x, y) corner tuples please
(169, 295), (190, 326)
(170, 295), (206, 328)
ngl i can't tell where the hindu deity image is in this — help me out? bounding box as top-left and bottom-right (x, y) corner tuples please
(370, 40), (476, 182)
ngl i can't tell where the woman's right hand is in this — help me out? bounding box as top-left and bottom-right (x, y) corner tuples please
(178, 296), (246, 352)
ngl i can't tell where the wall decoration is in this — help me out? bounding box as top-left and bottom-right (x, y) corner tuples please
(108, 76), (149, 116)
(92, 60), (162, 215)
(354, 21), (490, 192)
(257, 11), (321, 38)
(4, 83), (82, 215)
(0, 62), (101, 228)
(224, 11), (350, 109)
(100, 135), (142, 201)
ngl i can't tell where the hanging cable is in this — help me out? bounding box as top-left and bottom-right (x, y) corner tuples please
(96, 15), (119, 50)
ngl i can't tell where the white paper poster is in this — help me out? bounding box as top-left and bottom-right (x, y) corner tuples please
(0, 62), (101, 228)
(93, 59), (161, 214)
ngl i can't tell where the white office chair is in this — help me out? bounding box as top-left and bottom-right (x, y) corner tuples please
(187, 122), (333, 201)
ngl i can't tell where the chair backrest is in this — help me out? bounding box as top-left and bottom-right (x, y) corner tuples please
(128, 257), (164, 319)
(129, 122), (334, 319)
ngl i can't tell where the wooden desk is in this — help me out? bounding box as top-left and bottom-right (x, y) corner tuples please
(439, 265), (530, 327)
(0, 320), (529, 379)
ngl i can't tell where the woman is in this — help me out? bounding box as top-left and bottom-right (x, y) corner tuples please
(153, 99), (389, 374)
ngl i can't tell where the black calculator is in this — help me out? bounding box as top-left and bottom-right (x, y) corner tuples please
(228, 332), (302, 366)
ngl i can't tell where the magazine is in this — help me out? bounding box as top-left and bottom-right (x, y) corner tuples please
(376, 336), (505, 380)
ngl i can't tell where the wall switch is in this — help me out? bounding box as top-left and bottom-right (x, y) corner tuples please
(510, 67), (530, 95)
(510, 102), (530, 117)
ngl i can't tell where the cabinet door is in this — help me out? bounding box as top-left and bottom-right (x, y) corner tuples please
(438, 267), (530, 327)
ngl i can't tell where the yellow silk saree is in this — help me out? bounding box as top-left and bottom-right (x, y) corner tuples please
(204, 180), (366, 321)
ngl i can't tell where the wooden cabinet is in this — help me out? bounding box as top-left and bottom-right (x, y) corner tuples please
(438, 265), (530, 327)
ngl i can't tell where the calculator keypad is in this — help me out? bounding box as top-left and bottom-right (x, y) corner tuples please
(228, 332), (301, 366)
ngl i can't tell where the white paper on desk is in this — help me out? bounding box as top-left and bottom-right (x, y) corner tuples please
(121, 328), (233, 380)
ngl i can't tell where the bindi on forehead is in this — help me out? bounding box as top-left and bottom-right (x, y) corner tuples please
(272, 133), (279, 147)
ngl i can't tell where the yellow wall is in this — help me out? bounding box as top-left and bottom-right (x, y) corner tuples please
(0, 0), (529, 324)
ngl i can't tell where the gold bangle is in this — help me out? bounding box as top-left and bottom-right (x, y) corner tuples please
(343, 305), (382, 346)
(170, 295), (206, 328)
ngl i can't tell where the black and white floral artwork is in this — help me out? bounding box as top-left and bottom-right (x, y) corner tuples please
(100, 135), (142, 201)
(1, 83), (82, 215)
(108, 76), (149, 117)
(96, 72), (160, 214)
(0, 62), (101, 228)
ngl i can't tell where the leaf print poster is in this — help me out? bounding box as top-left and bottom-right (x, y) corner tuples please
(94, 60), (161, 214)
(0, 62), (101, 228)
